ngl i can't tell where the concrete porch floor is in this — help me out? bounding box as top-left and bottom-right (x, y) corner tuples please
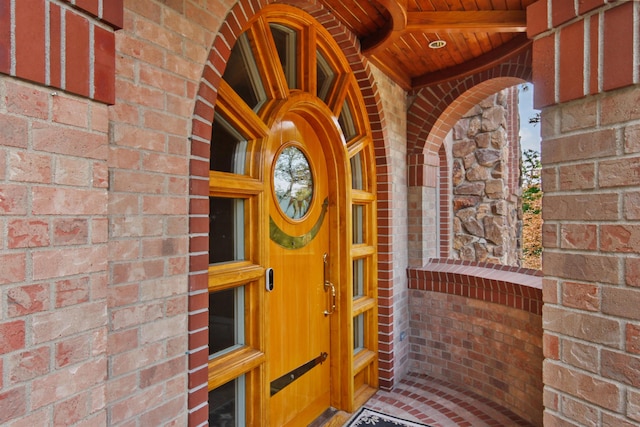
(335, 373), (537, 427)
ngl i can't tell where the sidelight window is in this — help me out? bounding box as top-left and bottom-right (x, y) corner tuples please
(209, 197), (245, 264)
(354, 314), (365, 354)
(209, 286), (245, 357)
(208, 376), (246, 427)
(352, 204), (364, 244)
(350, 152), (364, 190)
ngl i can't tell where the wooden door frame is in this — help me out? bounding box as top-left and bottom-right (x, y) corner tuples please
(200, 6), (379, 425)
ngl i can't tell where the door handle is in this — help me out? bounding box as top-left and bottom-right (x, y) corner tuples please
(324, 282), (336, 316)
(323, 281), (336, 316)
(323, 253), (336, 316)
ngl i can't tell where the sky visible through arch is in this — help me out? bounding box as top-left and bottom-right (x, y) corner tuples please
(518, 83), (541, 153)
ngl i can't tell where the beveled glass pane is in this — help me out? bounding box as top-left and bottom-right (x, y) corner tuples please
(316, 50), (335, 102)
(352, 204), (364, 244)
(350, 152), (363, 190)
(209, 286), (245, 357)
(209, 376), (246, 426)
(210, 113), (248, 174)
(209, 197), (245, 264)
(223, 33), (267, 111)
(353, 258), (364, 298)
(274, 146), (313, 219)
(354, 313), (364, 354)
(338, 100), (357, 142)
(270, 23), (298, 90)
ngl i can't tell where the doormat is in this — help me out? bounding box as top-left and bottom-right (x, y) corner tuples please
(346, 408), (432, 427)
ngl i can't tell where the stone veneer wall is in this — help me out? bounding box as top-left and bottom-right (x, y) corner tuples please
(450, 88), (522, 266)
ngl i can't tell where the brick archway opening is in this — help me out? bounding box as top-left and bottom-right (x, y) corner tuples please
(187, 0), (392, 422)
(408, 76), (529, 267)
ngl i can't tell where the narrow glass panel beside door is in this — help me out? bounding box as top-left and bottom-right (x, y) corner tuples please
(350, 152), (363, 190)
(209, 197), (246, 264)
(353, 258), (364, 298)
(352, 204), (364, 244)
(209, 286), (245, 357)
(209, 376), (246, 426)
(353, 314), (365, 354)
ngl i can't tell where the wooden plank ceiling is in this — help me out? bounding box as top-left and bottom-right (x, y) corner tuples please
(318, 0), (536, 90)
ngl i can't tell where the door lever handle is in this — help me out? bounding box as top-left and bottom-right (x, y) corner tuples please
(323, 281), (336, 316)
(323, 253), (335, 315)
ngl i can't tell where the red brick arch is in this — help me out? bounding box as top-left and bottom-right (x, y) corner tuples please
(187, 1), (393, 423)
(407, 45), (532, 159)
(406, 46), (531, 266)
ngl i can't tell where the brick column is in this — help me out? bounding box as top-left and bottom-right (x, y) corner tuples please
(0, 1), (121, 425)
(528, 1), (640, 425)
(408, 152), (439, 266)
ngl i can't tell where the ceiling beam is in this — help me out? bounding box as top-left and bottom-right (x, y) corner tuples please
(377, 0), (407, 31)
(362, 7), (527, 56)
(406, 10), (527, 33)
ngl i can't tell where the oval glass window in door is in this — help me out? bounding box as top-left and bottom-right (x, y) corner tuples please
(273, 145), (314, 219)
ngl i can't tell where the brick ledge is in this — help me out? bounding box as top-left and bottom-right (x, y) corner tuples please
(407, 258), (543, 315)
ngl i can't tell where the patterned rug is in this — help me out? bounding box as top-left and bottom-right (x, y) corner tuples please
(346, 408), (432, 427)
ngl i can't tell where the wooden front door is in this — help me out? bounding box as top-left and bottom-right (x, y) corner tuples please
(267, 112), (333, 426)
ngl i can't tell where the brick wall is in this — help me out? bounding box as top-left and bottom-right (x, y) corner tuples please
(6, 0), (640, 426)
(0, 0), (205, 424)
(0, 0), (122, 104)
(0, 1), (534, 425)
(528, 1), (640, 425)
(0, 76), (110, 425)
(408, 260), (543, 426)
(0, 3), (120, 425)
(108, 1), (222, 425)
